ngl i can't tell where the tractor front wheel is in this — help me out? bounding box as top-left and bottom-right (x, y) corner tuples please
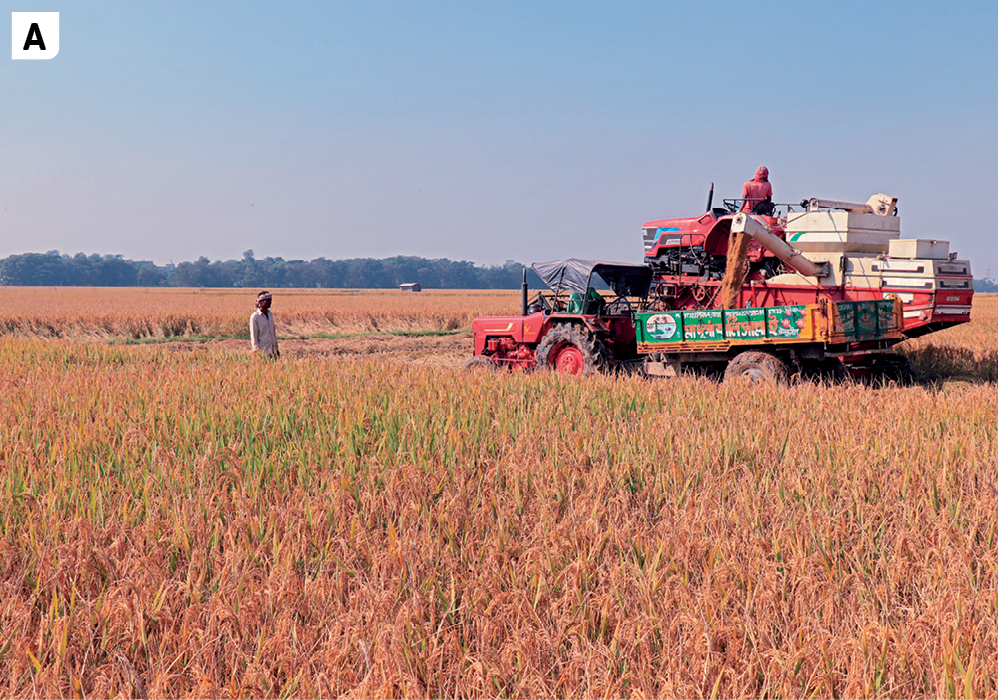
(723, 351), (789, 386)
(535, 324), (608, 376)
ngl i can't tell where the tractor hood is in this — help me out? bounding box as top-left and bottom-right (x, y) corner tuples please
(531, 258), (653, 298)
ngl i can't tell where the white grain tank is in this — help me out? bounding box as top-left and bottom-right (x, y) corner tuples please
(766, 195), (973, 335)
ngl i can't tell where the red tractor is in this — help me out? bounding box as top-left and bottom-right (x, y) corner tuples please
(466, 259), (652, 375)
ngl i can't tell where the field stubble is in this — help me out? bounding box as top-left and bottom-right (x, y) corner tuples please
(0, 291), (996, 697)
(3, 287), (998, 383)
(0, 287), (518, 340)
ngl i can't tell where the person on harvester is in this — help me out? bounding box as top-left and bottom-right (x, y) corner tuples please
(741, 166), (774, 215)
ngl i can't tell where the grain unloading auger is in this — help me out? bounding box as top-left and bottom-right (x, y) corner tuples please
(465, 188), (972, 383)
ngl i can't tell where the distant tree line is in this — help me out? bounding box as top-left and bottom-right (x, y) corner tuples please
(9, 249), (990, 292)
(0, 250), (543, 289)
(975, 278), (998, 293)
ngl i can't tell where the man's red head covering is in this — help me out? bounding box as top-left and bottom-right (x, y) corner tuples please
(755, 166), (769, 181)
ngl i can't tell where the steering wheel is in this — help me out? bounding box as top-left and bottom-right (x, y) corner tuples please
(721, 199), (740, 214)
(531, 294), (553, 313)
(606, 297), (634, 315)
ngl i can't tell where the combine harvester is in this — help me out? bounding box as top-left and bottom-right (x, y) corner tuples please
(467, 188), (973, 383)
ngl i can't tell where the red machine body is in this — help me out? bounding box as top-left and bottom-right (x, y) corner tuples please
(466, 191), (973, 381)
(642, 203), (973, 339)
(472, 311), (637, 371)
(643, 210), (783, 267)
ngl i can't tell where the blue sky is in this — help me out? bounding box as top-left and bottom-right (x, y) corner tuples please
(2, 1), (996, 276)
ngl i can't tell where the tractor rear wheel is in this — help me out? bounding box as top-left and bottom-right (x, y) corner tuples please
(723, 351), (789, 386)
(463, 356), (499, 372)
(535, 324), (608, 376)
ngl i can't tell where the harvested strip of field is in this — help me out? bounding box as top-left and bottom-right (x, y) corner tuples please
(898, 294), (998, 381)
(153, 333), (472, 367)
(1, 338), (996, 697)
(1, 288), (995, 373)
(0, 287), (519, 339)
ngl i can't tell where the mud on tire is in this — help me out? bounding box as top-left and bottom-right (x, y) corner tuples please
(535, 323), (609, 376)
(723, 351), (789, 386)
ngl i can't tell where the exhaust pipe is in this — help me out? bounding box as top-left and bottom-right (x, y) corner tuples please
(731, 213), (830, 278)
(521, 268), (528, 315)
(705, 182), (714, 213)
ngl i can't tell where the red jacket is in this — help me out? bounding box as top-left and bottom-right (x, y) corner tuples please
(741, 167), (773, 212)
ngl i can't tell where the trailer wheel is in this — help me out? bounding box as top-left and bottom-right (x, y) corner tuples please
(724, 351), (789, 386)
(463, 356), (499, 372)
(535, 324), (608, 376)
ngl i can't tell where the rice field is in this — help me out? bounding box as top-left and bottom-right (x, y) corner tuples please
(0, 290), (996, 697)
(0, 287), (520, 339)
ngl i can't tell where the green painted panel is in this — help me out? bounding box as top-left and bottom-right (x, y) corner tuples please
(838, 302), (856, 338)
(682, 310), (724, 341)
(636, 300), (896, 348)
(723, 308), (766, 340)
(766, 305), (807, 339)
(856, 301), (878, 336)
(877, 299), (898, 331)
(638, 312), (684, 343)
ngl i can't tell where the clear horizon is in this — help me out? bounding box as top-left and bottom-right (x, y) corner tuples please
(3, 1), (996, 277)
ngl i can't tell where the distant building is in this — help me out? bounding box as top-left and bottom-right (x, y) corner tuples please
(400, 283), (422, 292)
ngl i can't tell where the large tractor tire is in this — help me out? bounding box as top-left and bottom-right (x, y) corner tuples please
(535, 324), (609, 376)
(463, 356), (499, 372)
(723, 351), (789, 386)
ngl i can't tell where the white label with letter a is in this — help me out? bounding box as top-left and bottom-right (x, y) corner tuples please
(12, 12), (59, 59)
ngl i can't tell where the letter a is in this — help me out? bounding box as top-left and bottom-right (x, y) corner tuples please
(23, 22), (46, 51)
(11, 13), (59, 59)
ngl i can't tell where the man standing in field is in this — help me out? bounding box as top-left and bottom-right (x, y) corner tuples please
(250, 291), (280, 358)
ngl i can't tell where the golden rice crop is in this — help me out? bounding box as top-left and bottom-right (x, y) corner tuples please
(899, 295), (998, 381)
(2, 325), (998, 697)
(0, 287), (520, 339)
(0, 292), (996, 697)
